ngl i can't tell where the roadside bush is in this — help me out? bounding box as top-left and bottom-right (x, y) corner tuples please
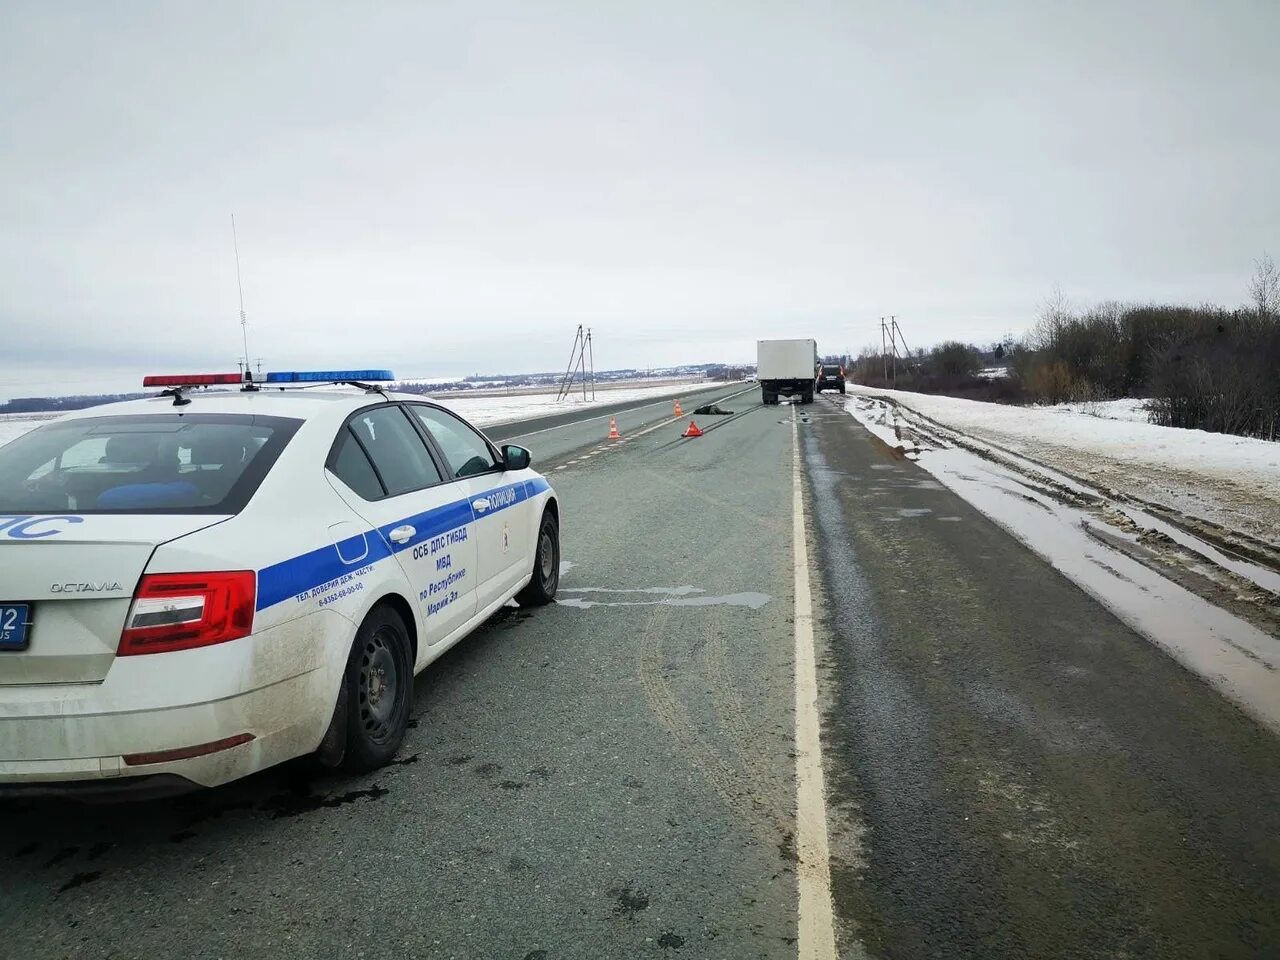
(848, 342), (1029, 404)
(1146, 310), (1280, 439)
(928, 341), (983, 379)
(1017, 297), (1280, 440)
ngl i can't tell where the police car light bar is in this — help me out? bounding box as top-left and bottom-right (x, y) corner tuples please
(264, 369), (395, 384)
(143, 373), (244, 387)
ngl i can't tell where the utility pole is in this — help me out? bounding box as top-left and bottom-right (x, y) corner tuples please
(891, 317), (913, 369)
(557, 325), (586, 401)
(880, 317), (889, 382)
(890, 314), (897, 387)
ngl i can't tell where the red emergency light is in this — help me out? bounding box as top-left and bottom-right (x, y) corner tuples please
(143, 373), (244, 387)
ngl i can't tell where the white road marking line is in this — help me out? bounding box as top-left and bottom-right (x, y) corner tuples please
(792, 406), (838, 960)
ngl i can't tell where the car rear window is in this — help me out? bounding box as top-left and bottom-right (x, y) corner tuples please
(823, 365), (841, 374)
(0, 413), (301, 514)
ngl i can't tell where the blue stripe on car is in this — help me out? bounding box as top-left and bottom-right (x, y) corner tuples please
(256, 480), (547, 611)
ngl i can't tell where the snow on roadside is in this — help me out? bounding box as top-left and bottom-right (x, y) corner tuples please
(0, 413), (58, 447)
(848, 385), (1280, 544)
(1051, 398), (1151, 423)
(0, 381), (727, 447)
(429, 380), (718, 427)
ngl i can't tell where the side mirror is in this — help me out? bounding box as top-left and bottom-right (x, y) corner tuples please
(502, 444), (531, 471)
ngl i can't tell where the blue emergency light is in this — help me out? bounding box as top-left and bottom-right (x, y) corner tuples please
(264, 369), (396, 384)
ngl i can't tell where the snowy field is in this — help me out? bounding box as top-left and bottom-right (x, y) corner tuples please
(0, 380), (719, 448)
(847, 385), (1280, 544)
(0, 412), (59, 447)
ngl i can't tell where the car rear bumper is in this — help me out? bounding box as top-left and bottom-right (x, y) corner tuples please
(0, 669), (331, 791)
(0, 611), (351, 792)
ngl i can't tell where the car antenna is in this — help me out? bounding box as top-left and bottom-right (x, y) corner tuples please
(231, 214), (259, 391)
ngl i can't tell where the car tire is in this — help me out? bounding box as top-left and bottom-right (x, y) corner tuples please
(802, 390), (814, 404)
(338, 604), (414, 772)
(516, 508), (560, 606)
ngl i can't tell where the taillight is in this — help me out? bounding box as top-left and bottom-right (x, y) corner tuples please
(119, 571), (256, 656)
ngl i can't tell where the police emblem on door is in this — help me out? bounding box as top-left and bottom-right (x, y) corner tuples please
(502, 523), (510, 553)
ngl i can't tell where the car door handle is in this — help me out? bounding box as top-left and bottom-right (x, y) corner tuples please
(471, 498), (490, 513)
(388, 525), (416, 544)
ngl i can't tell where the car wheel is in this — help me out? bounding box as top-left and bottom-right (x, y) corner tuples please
(338, 605), (413, 772)
(516, 508), (560, 606)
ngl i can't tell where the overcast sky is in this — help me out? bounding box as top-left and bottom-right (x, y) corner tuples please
(2, 1), (1276, 398)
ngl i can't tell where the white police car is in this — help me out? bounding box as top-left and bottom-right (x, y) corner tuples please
(0, 369), (560, 798)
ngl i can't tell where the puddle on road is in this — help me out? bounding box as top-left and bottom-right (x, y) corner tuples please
(557, 587), (772, 610)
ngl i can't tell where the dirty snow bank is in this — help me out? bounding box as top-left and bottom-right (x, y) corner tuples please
(848, 386), (1280, 544)
(842, 394), (1280, 734)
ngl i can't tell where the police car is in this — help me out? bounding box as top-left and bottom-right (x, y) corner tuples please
(0, 369), (560, 798)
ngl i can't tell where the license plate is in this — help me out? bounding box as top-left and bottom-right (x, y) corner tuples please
(0, 604), (31, 651)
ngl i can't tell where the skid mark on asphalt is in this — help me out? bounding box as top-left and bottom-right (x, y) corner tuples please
(636, 600), (796, 861)
(699, 605), (772, 785)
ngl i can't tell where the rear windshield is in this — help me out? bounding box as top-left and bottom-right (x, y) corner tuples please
(822, 365), (841, 374)
(0, 413), (301, 514)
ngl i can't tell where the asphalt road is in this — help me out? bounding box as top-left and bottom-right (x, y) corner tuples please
(2, 388), (1277, 959)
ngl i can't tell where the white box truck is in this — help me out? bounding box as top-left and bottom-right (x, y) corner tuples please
(757, 339), (817, 405)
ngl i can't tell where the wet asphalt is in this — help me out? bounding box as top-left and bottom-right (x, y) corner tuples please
(803, 397), (1280, 959)
(2, 390), (1278, 959)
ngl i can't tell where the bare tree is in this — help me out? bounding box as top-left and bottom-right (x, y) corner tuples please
(1030, 283), (1071, 348)
(1249, 251), (1279, 317)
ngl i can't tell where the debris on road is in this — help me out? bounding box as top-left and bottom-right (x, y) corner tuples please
(693, 402), (734, 415)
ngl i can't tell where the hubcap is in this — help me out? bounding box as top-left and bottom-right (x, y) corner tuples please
(359, 629), (399, 740)
(539, 530), (555, 580)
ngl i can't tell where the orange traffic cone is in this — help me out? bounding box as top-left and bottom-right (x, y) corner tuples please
(682, 420), (703, 438)
(607, 416), (621, 440)
(673, 398), (683, 417)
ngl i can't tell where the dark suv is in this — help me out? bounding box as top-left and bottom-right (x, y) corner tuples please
(815, 363), (845, 394)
